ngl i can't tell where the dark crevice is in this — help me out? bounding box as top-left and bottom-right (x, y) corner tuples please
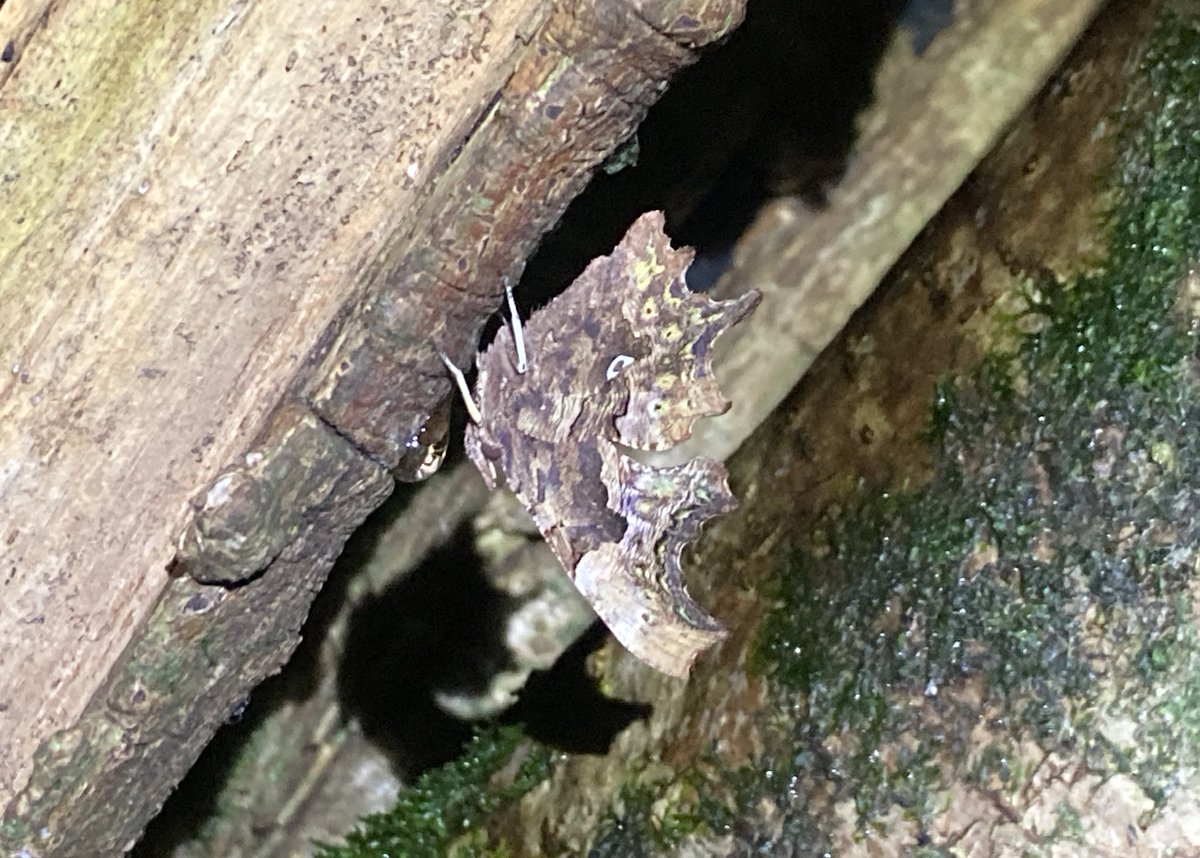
(511, 0), (905, 309)
(340, 524), (651, 773)
(338, 521), (509, 773)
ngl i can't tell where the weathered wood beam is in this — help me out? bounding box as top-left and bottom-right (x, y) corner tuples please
(0, 0), (742, 853)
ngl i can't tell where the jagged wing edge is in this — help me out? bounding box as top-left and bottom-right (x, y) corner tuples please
(571, 443), (737, 678)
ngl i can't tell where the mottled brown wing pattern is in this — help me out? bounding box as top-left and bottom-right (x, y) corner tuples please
(464, 211), (759, 677)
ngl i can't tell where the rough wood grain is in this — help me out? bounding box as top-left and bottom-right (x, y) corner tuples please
(0, 0), (744, 853)
(303, 0), (744, 464)
(8, 405), (394, 856)
(0, 0), (527, 813)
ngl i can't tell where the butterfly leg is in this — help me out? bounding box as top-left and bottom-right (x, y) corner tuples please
(435, 349), (483, 423)
(504, 278), (528, 374)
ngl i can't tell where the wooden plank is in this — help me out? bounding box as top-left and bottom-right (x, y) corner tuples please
(0, 0), (530, 810)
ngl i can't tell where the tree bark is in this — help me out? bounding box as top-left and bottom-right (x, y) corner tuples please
(0, 0), (742, 853)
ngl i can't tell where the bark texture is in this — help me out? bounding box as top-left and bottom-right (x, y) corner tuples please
(0, 0), (743, 853)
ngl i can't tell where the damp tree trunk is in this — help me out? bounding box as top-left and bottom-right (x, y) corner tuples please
(0, 0), (744, 853)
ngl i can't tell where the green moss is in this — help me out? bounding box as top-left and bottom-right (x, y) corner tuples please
(1025, 17), (1200, 401)
(585, 749), (845, 856)
(1050, 800), (1086, 846)
(756, 7), (1200, 838)
(587, 761), (743, 856)
(315, 727), (553, 858)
